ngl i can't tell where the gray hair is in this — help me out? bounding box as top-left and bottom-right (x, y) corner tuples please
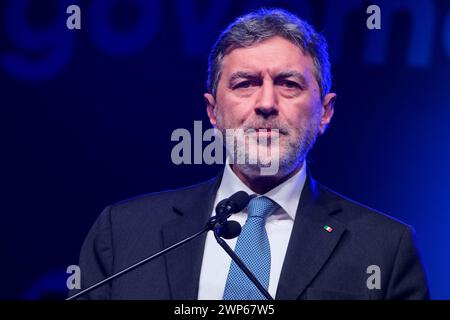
(207, 8), (332, 99)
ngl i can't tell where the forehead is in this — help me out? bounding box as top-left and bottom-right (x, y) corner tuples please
(221, 36), (316, 79)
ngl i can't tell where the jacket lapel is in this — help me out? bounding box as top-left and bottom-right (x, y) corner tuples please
(161, 172), (223, 299)
(275, 176), (347, 300)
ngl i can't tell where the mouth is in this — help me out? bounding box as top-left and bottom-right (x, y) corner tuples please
(247, 128), (288, 135)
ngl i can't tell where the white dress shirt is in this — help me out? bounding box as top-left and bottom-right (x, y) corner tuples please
(197, 160), (307, 299)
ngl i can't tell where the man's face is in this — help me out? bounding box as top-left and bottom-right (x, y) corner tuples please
(205, 36), (335, 178)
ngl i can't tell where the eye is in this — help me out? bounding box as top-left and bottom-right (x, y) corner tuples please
(280, 80), (301, 89)
(233, 80), (252, 89)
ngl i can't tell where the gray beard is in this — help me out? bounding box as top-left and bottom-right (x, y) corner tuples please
(216, 111), (321, 178)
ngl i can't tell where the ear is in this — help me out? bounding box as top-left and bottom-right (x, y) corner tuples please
(204, 93), (217, 126)
(318, 92), (336, 135)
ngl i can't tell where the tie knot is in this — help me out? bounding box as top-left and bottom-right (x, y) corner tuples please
(247, 196), (279, 219)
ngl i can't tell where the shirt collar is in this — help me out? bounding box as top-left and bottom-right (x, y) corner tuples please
(216, 159), (307, 220)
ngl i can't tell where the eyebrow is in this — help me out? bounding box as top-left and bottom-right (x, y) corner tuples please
(228, 70), (307, 86)
(228, 71), (261, 84)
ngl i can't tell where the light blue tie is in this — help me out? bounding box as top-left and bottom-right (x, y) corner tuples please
(223, 196), (279, 300)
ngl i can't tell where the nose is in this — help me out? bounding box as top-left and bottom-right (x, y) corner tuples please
(255, 80), (278, 119)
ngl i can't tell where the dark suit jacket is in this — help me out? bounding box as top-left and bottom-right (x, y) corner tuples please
(70, 171), (429, 300)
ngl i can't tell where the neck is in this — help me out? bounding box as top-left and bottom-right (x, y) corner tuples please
(231, 163), (303, 195)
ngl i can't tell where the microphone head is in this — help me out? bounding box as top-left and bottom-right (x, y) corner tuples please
(216, 220), (241, 239)
(215, 191), (250, 216)
(215, 198), (229, 214)
(227, 191), (251, 213)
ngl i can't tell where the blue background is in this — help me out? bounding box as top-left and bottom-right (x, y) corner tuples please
(1, 0), (449, 299)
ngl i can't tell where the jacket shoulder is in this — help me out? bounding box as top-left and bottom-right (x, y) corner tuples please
(114, 177), (215, 207)
(316, 181), (412, 234)
(104, 177), (218, 223)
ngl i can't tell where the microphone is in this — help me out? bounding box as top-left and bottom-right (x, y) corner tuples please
(67, 191), (249, 300)
(215, 220), (241, 239)
(215, 191), (250, 221)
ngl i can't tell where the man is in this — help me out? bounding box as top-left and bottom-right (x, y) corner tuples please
(71, 8), (429, 300)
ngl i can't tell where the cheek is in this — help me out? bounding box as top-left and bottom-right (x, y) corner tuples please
(218, 91), (247, 110)
(214, 104), (239, 129)
(216, 95), (251, 124)
(285, 97), (317, 121)
(282, 99), (323, 132)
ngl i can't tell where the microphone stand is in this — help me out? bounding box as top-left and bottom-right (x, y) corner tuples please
(67, 214), (273, 300)
(213, 225), (273, 300)
(67, 225), (210, 300)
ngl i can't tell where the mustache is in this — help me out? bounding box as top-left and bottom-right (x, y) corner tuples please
(242, 119), (290, 135)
